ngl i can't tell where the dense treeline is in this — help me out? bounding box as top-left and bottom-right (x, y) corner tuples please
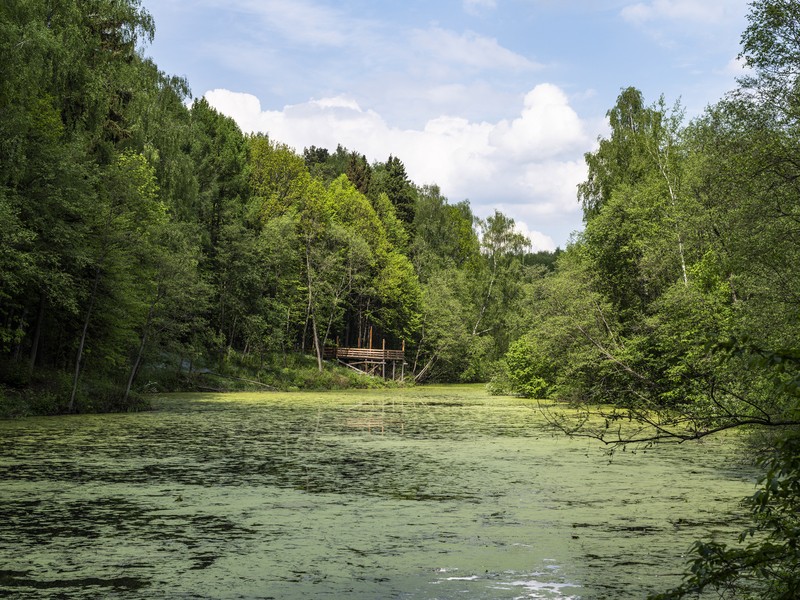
(490, 1), (800, 596)
(493, 3), (800, 449)
(0, 0), (538, 414)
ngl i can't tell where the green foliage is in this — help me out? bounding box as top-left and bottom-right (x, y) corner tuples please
(523, 249), (561, 271)
(148, 349), (395, 393)
(371, 155), (417, 229)
(414, 269), (474, 382)
(2, 4), (800, 599)
(412, 185), (479, 281)
(190, 98), (248, 254)
(374, 250), (421, 339)
(738, 0), (800, 113)
(11, 0), (798, 431)
(2, 0), (532, 410)
(503, 334), (556, 398)
(345, 151), (372, 194)
(0, 374), (69, 418)
(303, 143), (350, 184)
(578, 87), (649, 219)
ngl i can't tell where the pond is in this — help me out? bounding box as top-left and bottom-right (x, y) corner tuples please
(0, 385), (756, 599)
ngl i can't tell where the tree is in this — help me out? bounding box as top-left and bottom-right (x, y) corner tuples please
(69, 151), (165, 411)
(579, 87), (649, 219)
(373, 250), (420, 341)
(737, 0), (800, 118)
(580, 90), (692, 324)
(496, 244), (622, 402)
(644, 6), (800, 590)
(412, 207), (531, 383)
(122, 223), (206, 402)
(0, 0), (156, 382)
(412, 185), (479, 281)
(413, 269), (474, 382)
(187, 100), (249, 359)
(303, 143), (350, 185)
(371, 155), (417, 230)
(3, 1), (438, 406)
(296, 179), (363, 371)
(345, 151), (371, 195)
(493, 6), (800, 594)
(189, 98), (248, 259)
(243, 213), (304, 359)
(472, 211), (530, 339)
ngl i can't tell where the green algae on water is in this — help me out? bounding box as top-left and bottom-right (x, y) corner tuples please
(0, 385), (756, 599)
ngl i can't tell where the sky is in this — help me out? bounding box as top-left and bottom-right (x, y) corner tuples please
(142, 0), (751, 250)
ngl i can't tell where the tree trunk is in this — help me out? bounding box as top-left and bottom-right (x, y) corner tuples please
(284, 306), (292, 359)
(306, 247), (323, 372)
(649, 136), (688, 287)
(311, 311), (323, 372)
(473, 259), (497, 336)
(662, 173), (689, 286)
(28, 293), (46, 375)
(414, 351), (438, 383)
(302, 288), (311, 355)
(69, 267), (101, 412)
(228, 314), (238, 352)
(123, 296), (157, 404)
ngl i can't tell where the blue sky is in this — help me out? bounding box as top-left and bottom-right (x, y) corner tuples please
(143, 0), (750, 250)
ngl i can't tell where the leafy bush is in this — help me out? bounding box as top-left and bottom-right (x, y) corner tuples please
(503, 334), (557, 398)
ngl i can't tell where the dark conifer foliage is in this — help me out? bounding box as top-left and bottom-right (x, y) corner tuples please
(376, 155), (417, 228)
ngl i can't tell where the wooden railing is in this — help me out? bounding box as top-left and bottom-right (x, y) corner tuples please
(323, 347), (404, 361)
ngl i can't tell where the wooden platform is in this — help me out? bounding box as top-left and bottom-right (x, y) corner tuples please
(323, 345), (405, 379)
(323, 347), (404, 361)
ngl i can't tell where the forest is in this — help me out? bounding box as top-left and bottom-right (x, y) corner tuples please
(0, 0), (555, 413)
(1, 0), (799, 596)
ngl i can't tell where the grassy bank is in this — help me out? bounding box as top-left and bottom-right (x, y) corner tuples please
(0, 351), (402, 418)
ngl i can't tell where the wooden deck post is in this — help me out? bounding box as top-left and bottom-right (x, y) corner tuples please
(401, 339), (405, 382)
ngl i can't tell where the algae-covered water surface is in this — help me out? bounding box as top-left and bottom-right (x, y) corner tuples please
(0, 385), (755, 599)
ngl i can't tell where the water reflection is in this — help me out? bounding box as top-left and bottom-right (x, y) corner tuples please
(0, 386), (755, 599)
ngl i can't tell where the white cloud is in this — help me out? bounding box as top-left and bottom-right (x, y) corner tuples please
(517, 160), (587, 216)
(309, 96), (363, 111)
(490, 84), (588, 161)
(410, 27), (540, 72)
(205, 83), (593, 247)
(621, 0), (739, 25)
(512, 221), (557, 253)
(206, 88), (263, 121)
